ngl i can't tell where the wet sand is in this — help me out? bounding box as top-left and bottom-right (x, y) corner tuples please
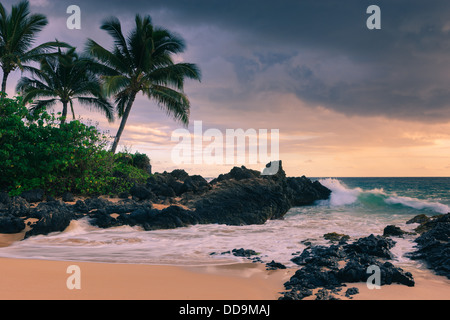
(0, 257), (292, 300)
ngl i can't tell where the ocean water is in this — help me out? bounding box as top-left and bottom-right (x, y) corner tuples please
(0, 178), (449, 268)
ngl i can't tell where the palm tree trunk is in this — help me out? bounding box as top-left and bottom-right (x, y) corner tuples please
(110, 92), (137, 154)
(70, 100), (76, 120)
(60, 101), (68, 125)
(1, 71), (10, 93)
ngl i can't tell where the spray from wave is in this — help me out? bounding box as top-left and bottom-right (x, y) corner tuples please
(317, 178), (450, 214)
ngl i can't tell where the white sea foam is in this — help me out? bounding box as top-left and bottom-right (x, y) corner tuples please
(316, 178), (362, 206)
(317, 178), (449, 214)
(385, 195), (450, 214)
(0, 210), (424, 268)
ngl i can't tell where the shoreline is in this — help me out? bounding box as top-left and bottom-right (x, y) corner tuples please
(0, 194), (449, 300)
(0, 229), (449, 299)
(0, 257), (293, 300)
(0, 256), (449, 300)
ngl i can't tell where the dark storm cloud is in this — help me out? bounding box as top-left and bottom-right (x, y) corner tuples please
(6, 0), (450, 122)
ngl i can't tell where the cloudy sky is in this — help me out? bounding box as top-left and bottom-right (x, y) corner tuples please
(4, 0), (450, 177)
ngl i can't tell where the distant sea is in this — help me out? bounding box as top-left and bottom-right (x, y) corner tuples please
(0, 177), (449, 269)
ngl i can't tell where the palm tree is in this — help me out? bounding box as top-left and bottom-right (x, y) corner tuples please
(16, 47), (114, 124)
(0, 0), (67, 93)
(85, 14), (201, 153)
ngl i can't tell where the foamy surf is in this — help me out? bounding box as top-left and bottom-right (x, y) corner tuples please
(384, 195), (450, 214)
(317, 178), (450, 214)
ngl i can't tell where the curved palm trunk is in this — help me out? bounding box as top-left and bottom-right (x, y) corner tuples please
(110, 92), (137, 154)
(70, 100), (76, 120)
(1, 71), (10, 93)
(60, 101), (68, 125)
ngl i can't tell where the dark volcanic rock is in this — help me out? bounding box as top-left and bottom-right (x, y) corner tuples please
(0, 215), (25, 233)
(280, 233), (414, 300)
(290, 244), (345, 269)
(180, 175), (210, 194)
(408, 213), (450, 279)
(24, 210), (76, 238)
(266, 260), (287, 270)
(286, 176), (332, 206)
(169, 169), (190, 181)
(62, 192), (75, 202)
(118, 191), (130, 199)
(122, 161), (330, 229)
(146, 173), (177, 197)
(193, 177), (289, 225)
(413, 213), (450, 234)
(344, 234), (396, 259)
(406, 214), (430, 225)
(383, 225), (407, 237)
(6, 197), (30, 217)
(30, 200), (73, 219)
(345, 287), (359, 298)
(324, 232), (350, 243)
(187, 160), (330, 226)
(130, 185), (154, 201)
(1, 161), (331, 241)
(141, 205), (202, 230)
(72, 200), (89, 214)
(84, 197), (112, 211)
(0, 192), (11, 206)
(20, 188), (44, 203)
(279, 288), (313, 300)
(337, 258), (414, 287)
(231, 248), (259, 257)
(105, 200), (151, 215)
(315, 289), (340, 300)
(210, 166), (261, 184)
(89, 210), (121, 228)
(284, 264), (342, 291)
(125, 161), (330, 228)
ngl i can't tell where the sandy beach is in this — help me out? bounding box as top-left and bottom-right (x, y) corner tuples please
(0, 228), (293, 300)
(0, 256), (449, 300)
(1, 198), (450, 300)
(0, 227), (449, 300)
(0, 257), (294, 300)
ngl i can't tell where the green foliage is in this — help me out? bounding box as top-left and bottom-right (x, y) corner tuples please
(0, 95), (150, 197)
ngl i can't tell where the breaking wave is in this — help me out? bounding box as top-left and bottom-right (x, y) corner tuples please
(317, 178), (450, 214)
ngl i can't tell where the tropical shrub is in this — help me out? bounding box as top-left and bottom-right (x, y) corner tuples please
(0, 95), (150, 197)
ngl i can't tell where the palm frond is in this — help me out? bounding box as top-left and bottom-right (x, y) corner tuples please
(77, 96), (115, 122)
(29, 98), (58, 115)
(147, 85), (190, 125)
(84, 38), (130, 74)
(100, 16), (133, 66)
(146, 62), (201, 90)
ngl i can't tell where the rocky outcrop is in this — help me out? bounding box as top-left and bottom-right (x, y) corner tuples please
(187, 161), (330, 226)
(280, 234), (415, 300)
(0, 161), (331, 239)
(407, 213), (450, 279)
(0, 215), (25, 233)
(19, 188), (44, 203)
(24, 209), (76, 239)
(122, 161), (330, 228)
(383, 225), (408, 237)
